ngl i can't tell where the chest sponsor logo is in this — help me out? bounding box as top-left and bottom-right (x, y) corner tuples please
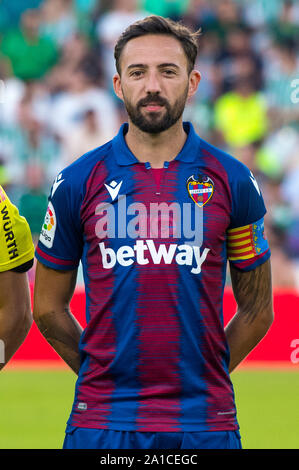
(99, 240), (210, 275)
(39, 202), (56, 248)
(187, 174), (214, 208)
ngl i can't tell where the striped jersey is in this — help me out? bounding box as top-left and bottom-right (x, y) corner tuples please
(36, 122), (270, 432)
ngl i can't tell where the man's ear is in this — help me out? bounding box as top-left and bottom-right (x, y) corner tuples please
(113, 73), (124, 101)
(188, 69), (201, 99)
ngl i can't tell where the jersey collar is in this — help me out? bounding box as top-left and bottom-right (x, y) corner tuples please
(112, 121), (201, 166)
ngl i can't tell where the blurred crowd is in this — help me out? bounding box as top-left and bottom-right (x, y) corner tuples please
(0, 0), (298, 288)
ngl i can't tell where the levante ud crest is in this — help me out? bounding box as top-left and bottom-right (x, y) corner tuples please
(187, 174), (214, 208)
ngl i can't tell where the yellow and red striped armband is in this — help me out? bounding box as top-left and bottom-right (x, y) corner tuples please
(227, 218), (269, 261)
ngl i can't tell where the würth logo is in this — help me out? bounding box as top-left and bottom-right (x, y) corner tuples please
(1, 205), (19, 261)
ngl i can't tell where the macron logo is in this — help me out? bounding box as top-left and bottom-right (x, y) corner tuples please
(250, 172), (261, 196)
(51, 173), (64, 197)
(104, 180), (123, 201)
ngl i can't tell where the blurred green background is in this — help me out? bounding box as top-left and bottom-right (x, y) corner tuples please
(1, 0), (299, 452)
(0, 367), (298, 449)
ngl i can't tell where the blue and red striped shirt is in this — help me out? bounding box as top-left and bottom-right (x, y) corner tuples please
(36, 122), (270, 432)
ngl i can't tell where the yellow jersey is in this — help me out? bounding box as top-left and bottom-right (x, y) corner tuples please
(0, 186), (34, 272)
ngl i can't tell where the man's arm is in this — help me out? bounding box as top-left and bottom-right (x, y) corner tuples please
(0, 270), (33, 370)
(225, 259), (274, 373)
(33, 261), (83, 374)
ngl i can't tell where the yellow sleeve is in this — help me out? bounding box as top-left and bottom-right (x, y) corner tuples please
(0, 186), (35, 272)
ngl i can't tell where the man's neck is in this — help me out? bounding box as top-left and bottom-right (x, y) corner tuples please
(124, 119), (188, 169)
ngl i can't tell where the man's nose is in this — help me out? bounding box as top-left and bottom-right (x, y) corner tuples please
(144, 71), (162, 94)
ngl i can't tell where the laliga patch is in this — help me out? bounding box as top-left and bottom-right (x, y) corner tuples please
(187, 174), (214, 208)
(39, 202), (56, 248)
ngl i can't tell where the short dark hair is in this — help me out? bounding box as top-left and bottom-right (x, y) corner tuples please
(114, 15), (201, 75)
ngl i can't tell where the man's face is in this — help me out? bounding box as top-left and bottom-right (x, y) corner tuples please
(113, 34), (200, 134)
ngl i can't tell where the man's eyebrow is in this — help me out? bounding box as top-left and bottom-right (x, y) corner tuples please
(158, 63), (180, 69)
(127, 63), (180, 70)
(127, 63), (147, 70)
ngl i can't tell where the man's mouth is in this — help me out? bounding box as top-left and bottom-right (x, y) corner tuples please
(142, 103), (165, 112)
(145, 103), (163, 112)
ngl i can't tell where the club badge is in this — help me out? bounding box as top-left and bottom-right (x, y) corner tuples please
(187, 173), (214, 208)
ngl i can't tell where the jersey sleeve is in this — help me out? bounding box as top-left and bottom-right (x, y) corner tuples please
(0, 186), (35, 273)
(227, 167), (270, 271)
(35, 171), (83, 271)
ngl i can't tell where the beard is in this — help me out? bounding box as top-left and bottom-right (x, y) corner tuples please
(122, 86), (189, 134)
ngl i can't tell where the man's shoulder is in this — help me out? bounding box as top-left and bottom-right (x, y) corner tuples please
(0, 186), (19, 214)
(59, 139), (114, 186)
(198, 136), (251, 180)
(47, 140), (115, 207)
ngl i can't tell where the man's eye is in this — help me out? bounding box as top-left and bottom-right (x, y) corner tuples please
(163, 69), (176, 76)
(131, 70), (143, 77)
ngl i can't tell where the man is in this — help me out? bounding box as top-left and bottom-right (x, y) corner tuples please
(33, 16), (273, 449)
(0, 185), (34, 370)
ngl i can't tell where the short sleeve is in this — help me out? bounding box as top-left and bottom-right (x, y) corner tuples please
(35, 172), (83, 270)
(0, 186), (35, 272)
(227, 166), (270, 271)
(229, 168), (266, 229)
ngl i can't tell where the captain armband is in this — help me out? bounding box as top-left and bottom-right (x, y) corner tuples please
(227, 217), (270, 271)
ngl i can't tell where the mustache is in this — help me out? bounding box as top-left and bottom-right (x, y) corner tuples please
(137, 94), (169, 107)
